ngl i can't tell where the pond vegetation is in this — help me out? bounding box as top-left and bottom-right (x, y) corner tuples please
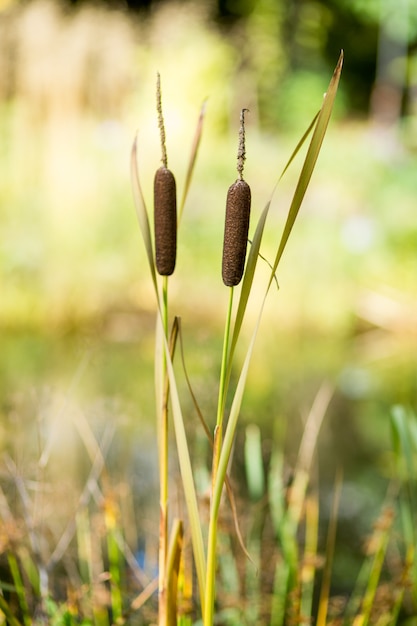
(1, 1), (416, 624)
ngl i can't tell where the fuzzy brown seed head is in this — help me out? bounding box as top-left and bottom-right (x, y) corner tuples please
(222, 179), (251, 287)
(154, 166), (177, 276)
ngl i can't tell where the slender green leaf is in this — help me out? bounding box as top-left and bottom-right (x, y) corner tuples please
(270, 558), (290, 626)
(206, 56), (343, 623)
(0, 593), (23, 626)
(355, 507), (394, 626)
(269, 51), (343, 287)
(391, 406), (417, 478)
(216, 50), (343, 531)
(176, 318), (253, 565)
(316, 469), (343, 626)
(157, 314), (207, 614)
(7, 554), (31, 626)
(179, 100), (207, 221)
(229, 202), (270, 368)
(130, 135), (158, 294)
(390, 405), (417, 585)
(177, 317), (212, 442)
(220, 53), (343, 493)
(228, 110), (321, 373)
(17, 548), (40, 598)
(300, 496), (320, 622)
(213, 290), (268, 516)
(166, 518), (183, 626)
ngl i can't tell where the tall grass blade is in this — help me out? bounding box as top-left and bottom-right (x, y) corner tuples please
(16, 548), (40, 605)
(229, 201), (270, 368)
(179, 100), (207, 221)
(177, 318), (253, 565)
(213, 291), (267, 512)
(177, 317), (212, 442)
(229, 113), (318, 368)
(204, 291), (268, 624)
(7, 554), (31, 626)
(316, 468), (343, 626)
(342, 501), (394, 625)
(296, 382), (333, 475)
(270, 558), (290, 626)
(391, 405), (417, 517)
(229, 52), (342, 374)
(157, 314), (206, 614)
(269, 50), (343, 288)
(300, 496), (320, 623)
(0, 593), (23, 626)
(390, 405), (417, 605)
(105, 502), (123, 623)
(166, 518), (183, 626)
(352, 507), (394, 626)
(131, 135), (158, 294)
(208, 44), (342, 603)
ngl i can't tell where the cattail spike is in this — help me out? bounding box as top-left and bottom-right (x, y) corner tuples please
(154, 74), (177, 275)
(222, 179), (251, 286)
(237, 108), (249, 180)
(156, 72), (168, 168)
(222, 110), (251, 286)
(154, 166), (177, 275)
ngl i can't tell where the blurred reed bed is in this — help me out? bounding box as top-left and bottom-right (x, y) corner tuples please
(1, 388), (416, 624)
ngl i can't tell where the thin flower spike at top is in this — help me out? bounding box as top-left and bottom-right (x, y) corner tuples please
(154, 73), (177, 276)
(222, 109), (251, 287)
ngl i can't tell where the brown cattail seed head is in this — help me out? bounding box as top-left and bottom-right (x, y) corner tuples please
(222, 179), (251, 286)
(154, 166), (177, 275)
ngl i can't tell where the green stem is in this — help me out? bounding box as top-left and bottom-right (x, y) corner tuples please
(204, 497), (220, 626)
(159, 276), (169, 626)
(211, 287), (234, 492)
(216, 287), (234, 431)
(204, 286), (234, 626)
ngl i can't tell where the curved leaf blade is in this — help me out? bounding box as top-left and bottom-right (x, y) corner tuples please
(179, 100), (207, 222)
(269, 51), (344, 287)
(130, 135), (158, 294)
(157, 314), (207, 614)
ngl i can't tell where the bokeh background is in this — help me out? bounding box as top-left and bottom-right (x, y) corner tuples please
(0, 0), (416, 608)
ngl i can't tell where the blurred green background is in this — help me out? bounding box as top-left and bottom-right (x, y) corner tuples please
(0, 0), (416, 594)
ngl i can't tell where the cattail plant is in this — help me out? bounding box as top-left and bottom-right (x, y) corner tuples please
(154, 73), (177, 276)
(131, 80), (208, 625)
(130, 52), (344, 626)
(153, 73), (179, 626)
(222, 109), (251, 287)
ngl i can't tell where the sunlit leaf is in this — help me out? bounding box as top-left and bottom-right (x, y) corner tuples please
(228, 110), (321, 375)
(179, 100), (207, 222)
(269, 51), (344, 287)
(228, 201), (270, 370)
(211, 53), (344, 598)
(226, 53), (343, 423)
(157, 314), (207, 614)
(166, 518), (183, 626)
(130, 135), (158, 295)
